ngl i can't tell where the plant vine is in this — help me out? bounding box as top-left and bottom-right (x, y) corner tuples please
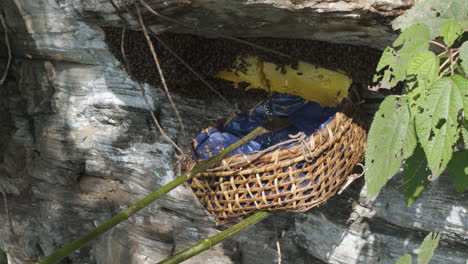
(365, 0), (468, 203)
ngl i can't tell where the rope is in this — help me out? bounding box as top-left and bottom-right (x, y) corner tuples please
(338, 163), (365, 195)
(205, 131), (314, 172)
(289, 132), (314, 163)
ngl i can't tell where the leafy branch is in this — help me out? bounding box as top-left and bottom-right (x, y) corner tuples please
(365, 0), (468, 201)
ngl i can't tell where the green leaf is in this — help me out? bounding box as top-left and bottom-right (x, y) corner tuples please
(374, 24), (430, 89)
(448, 150), (468, 193)
(393, 24), (431, 52)
(417, 232), (441, 264)
(376, 47), (397, 72)
(453, 74), (468, 118)
(415, 77), (464, 178)
(460, 41), (468, 74)
(403, 145), (431, 206)
(455, 74), (468, 148)
(365, 96), (417, 197)
(462, 120), (468, 149)
(373, 46), (398, 85)
(396, 254), (412, 264)
(394, 24), (431, 76)
(407, 51), (439, 82)
(393, 0), (468, 39)
(404, 115), (418, 158)
(407, 80), (428, 118)
(440, 20), (464, 46)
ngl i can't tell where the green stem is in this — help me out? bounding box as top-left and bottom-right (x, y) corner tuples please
(158, 211), (271, 264)
(36, 125), (271, 264)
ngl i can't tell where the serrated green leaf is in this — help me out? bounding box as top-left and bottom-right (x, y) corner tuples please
(452, 75), (468, 118)
(394, 24), (431, 79)
(393, 24), (431, 50)
(462, 120), (468, 149)
(365, 96), (417, 196)
(460, 42), (468, 74)
(418, 232), (441, 264)
(396, 254), (412, 264)
(374, 24), (430, 89)
(404, 113), (418, 158)
(415, 77), (464, 178)
(373, 47), (398, 86)
(393, 0), (468, 39)
(403, 145), (431, 206)
(440, 20), (464, 47)
(407, 51), (439, 82)
(407, 80), (428, 118)
(454, 74), (467, 148)
(394, 25), (431, 65)
(448, 150), (468, 192)
(376, 47), (397, 72)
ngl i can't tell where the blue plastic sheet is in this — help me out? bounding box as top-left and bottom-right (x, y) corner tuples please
(191, 94), (339, 160)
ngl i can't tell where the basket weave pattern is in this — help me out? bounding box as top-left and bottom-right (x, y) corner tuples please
(184, 107), (367, 224)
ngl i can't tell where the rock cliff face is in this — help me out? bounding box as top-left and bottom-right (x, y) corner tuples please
(0, 1), (467, 264)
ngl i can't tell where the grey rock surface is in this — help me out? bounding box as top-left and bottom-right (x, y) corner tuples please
(66, 0), (415, 50)
(0, 0), (467, 264)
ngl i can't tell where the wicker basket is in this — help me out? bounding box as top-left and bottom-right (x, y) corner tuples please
(183, 104), (367, 224)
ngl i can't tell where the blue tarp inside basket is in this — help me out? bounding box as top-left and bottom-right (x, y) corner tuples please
(191, 93), (339, 160)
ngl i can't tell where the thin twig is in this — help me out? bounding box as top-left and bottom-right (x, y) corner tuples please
(138, 82), (184, 154)
(450, 49), (454, 76)
(451, 56), (459, 74)
(135, 3), (187, 137)
(108, 0), (129, 24)
(429, 40), (447, 50)
(274, 215), (282, 264)
(36, 125), (271, 264)
(0, 14), (12, 85)
(158, 211), (271, 264)
(451, 50), (460, 76)
(119, 15), (183, 154)
(437, 50), (448, 57)
(154, 36), (232, 106)
(120, 24), (131, 73)
(439, 57), (451, 71)
(0, 187), (15, 238)
(439, 67), (450, 78)
(276, 240), (282, 264)
(138, 0), (295, 60)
